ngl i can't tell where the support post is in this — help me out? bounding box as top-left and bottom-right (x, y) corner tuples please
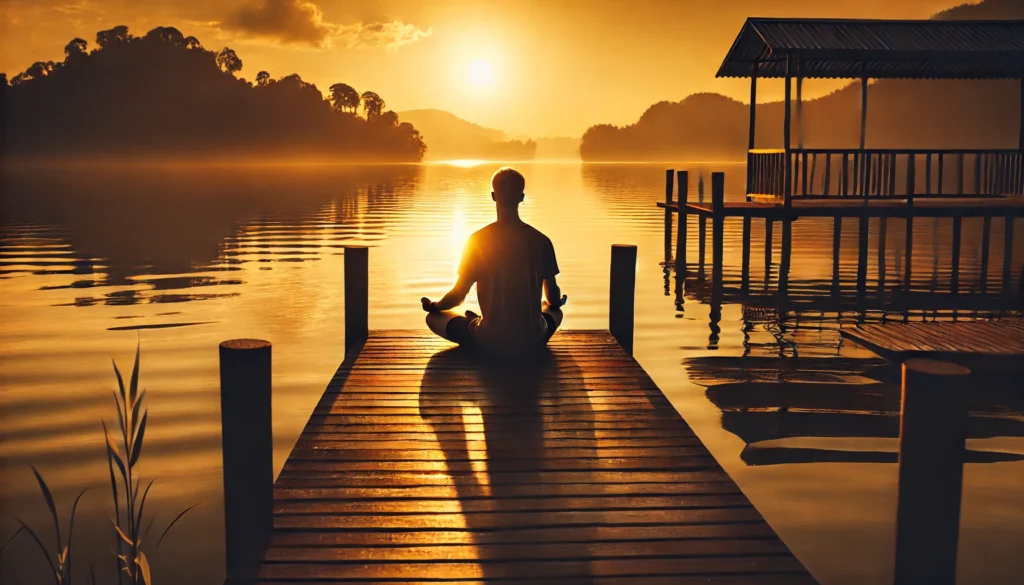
(344, 246), (368, 353)
(711, 173), (725, 304)
(698, 215), (707, 277)
(219, 339), (273, 585)
(831, 217), (842, 295)
(878, 216), (888, 289)
(609, 244), (637, 356)
(951, 217), (962, 294)
(783, 59), (793, 209)
(747, 73), (757, 195)
(894, 359), (970, 585)
(1003, 217), (1015, 295)
(857, 214), (869, 297)
(675, 170), (688, 269)
(664, 169), (674, 262)
(741, 216), (751, 293)
(980, 216), (992, 293)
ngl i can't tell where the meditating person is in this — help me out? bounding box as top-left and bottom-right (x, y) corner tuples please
(421, 167), (566, 354)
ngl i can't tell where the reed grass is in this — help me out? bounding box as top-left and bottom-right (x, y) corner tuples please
(6, 343), (197, 585)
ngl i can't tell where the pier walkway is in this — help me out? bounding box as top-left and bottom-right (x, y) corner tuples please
(257, 330), (817, 584)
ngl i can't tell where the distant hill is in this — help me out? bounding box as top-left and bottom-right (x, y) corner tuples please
(398, 109), (536, 161)
(535, 137), (582, 160)
(580, 0), (1023, 162)
(0, 25), (425, 161)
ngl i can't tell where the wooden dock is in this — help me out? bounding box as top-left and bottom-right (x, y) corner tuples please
(841, 319), (1024, 370)
(257, 330), (817, 584)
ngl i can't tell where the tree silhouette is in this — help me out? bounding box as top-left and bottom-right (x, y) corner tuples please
(329, 83), (360, 113)
(96, 25), (131, 48)
(64, 38), (88, 60)
(360, 91), (385, 120)
(2, 25), (426, 161)
(216, 48), (242, 75)
(145, 26), (185, 46)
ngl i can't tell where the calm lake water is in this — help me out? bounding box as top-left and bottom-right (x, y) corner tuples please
(1, 161), (1022, 584)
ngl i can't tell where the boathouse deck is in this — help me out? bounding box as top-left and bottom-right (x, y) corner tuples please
(258, 330), (817, 584)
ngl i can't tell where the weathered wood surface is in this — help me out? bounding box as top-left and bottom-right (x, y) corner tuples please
(260, 330), (816, 584)
(841, 320), (1024, 365)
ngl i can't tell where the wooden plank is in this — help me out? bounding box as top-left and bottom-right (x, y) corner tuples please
(841, 320), (1024, 359)
(261, 331), (815, 583)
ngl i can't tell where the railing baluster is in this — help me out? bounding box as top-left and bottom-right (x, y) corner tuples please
(824, 153), (832, 196)
(937, 153), (944, 195)
(974, 153), (983, 196)
(925, 153), (932, 195)
(842, 153), (849, 196)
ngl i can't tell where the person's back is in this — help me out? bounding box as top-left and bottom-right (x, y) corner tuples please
(461, 221), (557, 353)
(422, 167), (565, 355)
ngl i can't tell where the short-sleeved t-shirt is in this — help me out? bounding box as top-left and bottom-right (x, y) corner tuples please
(458, 221), (559, 354)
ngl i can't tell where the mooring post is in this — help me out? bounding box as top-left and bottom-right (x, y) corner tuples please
(344, 246), (369, 353)
(675, 170), (688, 270)
(711, 173), (725, 304)
(609, 244), (638, 356)
(219, 338), (273, 585)
(894, 359), (970, 585)
(663, 169), (674, 263)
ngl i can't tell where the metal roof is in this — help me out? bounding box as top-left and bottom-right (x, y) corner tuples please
(716, 18), (1024, 79)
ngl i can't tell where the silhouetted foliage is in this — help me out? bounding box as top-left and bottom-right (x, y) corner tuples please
(1, 26), (426, 161)
(360, 91), (385, 120)
(215, 47), (243, 75)
(329, 83), (360, 113)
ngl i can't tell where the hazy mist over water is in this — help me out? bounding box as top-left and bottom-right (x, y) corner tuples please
(1, 162), (1022, 584)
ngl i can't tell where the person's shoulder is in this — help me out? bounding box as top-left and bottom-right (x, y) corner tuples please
(522, 223), (554, 245)
(470, 222), (500, 239)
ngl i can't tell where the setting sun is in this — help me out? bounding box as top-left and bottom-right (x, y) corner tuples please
(467, 59), (495, 87)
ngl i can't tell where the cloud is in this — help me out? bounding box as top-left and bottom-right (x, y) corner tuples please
(220, 0), (432, 51)
(223, 0), (333, 46)
(336, 20), (433, 52)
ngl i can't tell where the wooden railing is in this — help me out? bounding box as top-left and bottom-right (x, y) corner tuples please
(748, 148), (1024, 203)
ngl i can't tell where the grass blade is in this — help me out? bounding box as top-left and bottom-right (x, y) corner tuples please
(112, 524), (132, 546)
(14, 517), (58, 584)
(112, 359), (127, 406)
(112, 392), (127, 448)
(129, 343), (140, 408)
(135, 481), (155, 545)
(141, 514), (157, 544)
(29, 466), (62, 554)
(129, 412), (147, 468)
(136, 551), (152, 585)
(66, 488), (87, 581)
(130, 389), (146, 436)
(0, 526), (24, 556)
(156, 504), (198, 548)
(91, 563), (97, 585)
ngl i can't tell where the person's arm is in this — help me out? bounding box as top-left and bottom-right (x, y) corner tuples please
(543, 276), (561, 307)
(422, 274), (474, 312)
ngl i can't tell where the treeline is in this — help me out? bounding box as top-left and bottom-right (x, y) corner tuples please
(0, 26), (425, 161)
(579, 0), (1023, 162)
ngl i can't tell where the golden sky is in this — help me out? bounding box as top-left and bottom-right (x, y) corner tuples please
(1, 0), (968, 137)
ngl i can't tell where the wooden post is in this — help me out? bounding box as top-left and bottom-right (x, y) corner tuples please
(344, 246), (369, 353)
(609, 244), (637, 356)
(980, 216), (992, 292)
(747, 73), (757, 195)
(937, 153), (944, 195)
(957, 152), (965, 195)
(219, 339), (273, 585)
(831, 217), (842, 295)
(1004, 217), (1015, 295)
(711, 173), (725, 303)
(675, 170), (688, 269)
(925, 154), (932, 195)
(951, 216), (962, 294)
(663, 169), (674, 262)
(783, 59), (793, 209)
(741, 216), (751, 293)
(894, 359), (971, 585)
(1019, 76), (1023, 151)
(698, 215), (707, 277)
(857, 214), (868, 297)
(878, 216), (888, 289)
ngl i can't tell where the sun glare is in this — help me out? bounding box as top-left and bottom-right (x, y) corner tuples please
(467, 59), (495, 87)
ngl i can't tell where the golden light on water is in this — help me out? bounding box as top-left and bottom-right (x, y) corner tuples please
(441, 159), (489, 168)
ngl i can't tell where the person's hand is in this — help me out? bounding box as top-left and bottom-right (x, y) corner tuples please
(559, 294), (568, 307)
(421, 297), (435, 312)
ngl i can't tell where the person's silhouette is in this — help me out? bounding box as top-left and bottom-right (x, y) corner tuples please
(422, 167), (567, 354)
